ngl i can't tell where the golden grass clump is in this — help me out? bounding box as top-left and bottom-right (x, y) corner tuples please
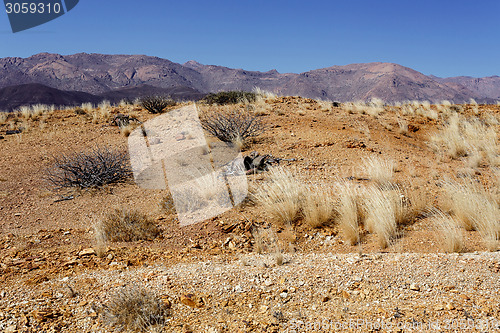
(362, 156), (395, 187)
(336, 181), (361, 245)
(432, 210), (464, 253)
(443, 180), (499, 251)
(97, 208), (161, 242)
(0, 112), (8, 125)
(254, 167), (303, 226)
(301, 183), (336, 228)
(362, 186), (398, 248)
(104, 285), (169, 332)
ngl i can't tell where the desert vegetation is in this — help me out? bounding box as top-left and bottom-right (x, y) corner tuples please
(201, 108), (265, 148)
(203, 90), (257, 105)
(2, 94), (500, 332)
(139, 96), (176, 114)
(102, 285), (170, 332)
(46, 146), (132, 189)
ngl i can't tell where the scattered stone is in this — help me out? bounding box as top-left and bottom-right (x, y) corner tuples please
(180, 293), (204, 308)
(78, 248), (96, 257)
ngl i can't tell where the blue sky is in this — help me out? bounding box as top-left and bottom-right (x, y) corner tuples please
(0, 0), (499, 77)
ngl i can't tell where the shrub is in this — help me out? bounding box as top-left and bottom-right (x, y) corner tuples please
(204, 91), (257, 105)
(46, 146), (132, 189)
(140, 96), (176, 114)
(201, 109), (265, 147)
(104, 285), (169, 331)
(98, 208), (161, 242)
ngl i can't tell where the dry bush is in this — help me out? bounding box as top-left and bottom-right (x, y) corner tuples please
(81, 102), (94, 113)
(431, 113), (499, 164)
(252, 227), (288, 264)
(443, 180), (499, 251)
(432, 210), (464, 253)
(430, 113), (468, 159)
(362, 186), (399, 248)
(98, 208), (161, 242)
(46, 146), (132, 189)
(397, 117), (409, 135)
(0, 112), (8, 125)
(253, 167), (302, 226)
(362, 156), (395, 187)
(140, 96), (176, 114)
(301, 183), (336, 228)
(104, 285), (169, 332)
(336, 181), (361, 245)
(201, 109), (265, 148)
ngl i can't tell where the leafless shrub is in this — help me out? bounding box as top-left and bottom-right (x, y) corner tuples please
(140, 96), (176, 114)
(99, 208), (161, 242)
(103, 285), (169, 332)
(201, 109), (265, 147)
(46, 146), (132, 189)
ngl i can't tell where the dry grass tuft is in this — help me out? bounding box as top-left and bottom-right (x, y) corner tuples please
(301, 183), (336, 228)
(0, 112), (8, 125)
(253, 167), (302, 226)
(362, 156), (395, 187)
(104, 285), (169, 332)
(443, 180), (499, 251)
(432, 210), (464, 253)
(98, 208), (161, 242)
(336, 181), (361, 245)
(362, 186), (398, 248)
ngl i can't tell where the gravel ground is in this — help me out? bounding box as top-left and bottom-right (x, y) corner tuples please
(1, 252), (499, 332)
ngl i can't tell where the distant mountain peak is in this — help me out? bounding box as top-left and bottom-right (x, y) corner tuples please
(0, 53), (498, 103)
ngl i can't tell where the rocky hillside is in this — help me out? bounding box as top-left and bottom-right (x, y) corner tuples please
(0, 53), (498, 104)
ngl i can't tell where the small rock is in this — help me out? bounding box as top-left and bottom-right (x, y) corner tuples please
(78, 248), (96, 256)
(279, 292), (288, 298)
(409, 283), (420, 291)
(445, 302), (455, 310)
(4, 325), (16, 333)
(259, 305), (269, 313)
(180, 294), (204, 308)
(107, 253), (114, 260)
(14, 213), (21, 217)
(264, 279), (274, 287)
(342, 290), (350, 299)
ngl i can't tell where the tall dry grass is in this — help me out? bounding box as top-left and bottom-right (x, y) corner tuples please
(336, 181), (361, 245)
(253, 167), (303, 225)
(442, 180), (499, 251)
(301, 183), (336, 228)
(362, 156), (395, 187)
(432, 209), (464, 253)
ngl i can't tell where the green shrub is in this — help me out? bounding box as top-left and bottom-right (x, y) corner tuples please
(204, 91), (257, 105)
(140, 96), (176, 114)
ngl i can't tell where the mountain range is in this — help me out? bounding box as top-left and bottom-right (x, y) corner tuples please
(0, 52), (499, 111)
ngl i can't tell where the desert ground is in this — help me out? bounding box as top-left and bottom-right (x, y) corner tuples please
(0, 95), (499, 332)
